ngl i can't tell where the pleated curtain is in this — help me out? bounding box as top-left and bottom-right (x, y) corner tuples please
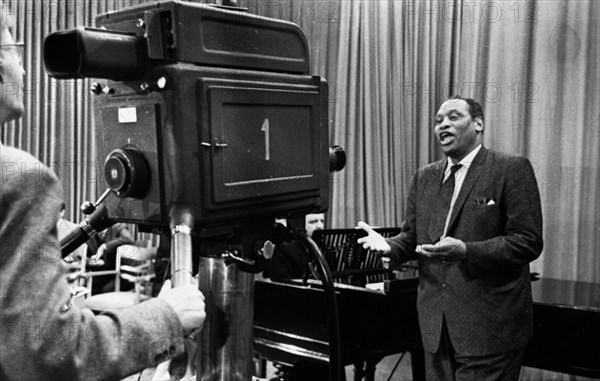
(2, 0), (599, 294)
(1, 0), (160, 222)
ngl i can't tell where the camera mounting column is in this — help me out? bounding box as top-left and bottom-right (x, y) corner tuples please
(169, 206), (194, 287)
(196, 248), (254, 381)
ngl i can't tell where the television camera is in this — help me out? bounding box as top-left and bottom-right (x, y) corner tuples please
(45, 1), (345, 380)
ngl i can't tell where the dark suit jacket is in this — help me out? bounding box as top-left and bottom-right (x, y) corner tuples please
(263, 240), (310, 280)
(386, 147), (543, 356)
(0, 146), (185, 380)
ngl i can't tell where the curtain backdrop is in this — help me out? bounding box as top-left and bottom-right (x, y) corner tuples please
(453, 2), (599, 379)
(326, 0), (600, 288)
(1, 0), (598, 379)
(455, 0), (600, 286)
(1, 0), (157, 222)
(243, 2), (599, 379)
(245, 0), (599, 287)
(2, 0), (597, 280)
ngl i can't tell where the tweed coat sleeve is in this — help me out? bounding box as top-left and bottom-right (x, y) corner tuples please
(1, 147), (185, 381)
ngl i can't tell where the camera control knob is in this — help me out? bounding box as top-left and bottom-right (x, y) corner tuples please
(329, 145), (346, 172)
(90, 82), (115, 95)
(104, 148), (151, 198)
(90, 82), (103, 95)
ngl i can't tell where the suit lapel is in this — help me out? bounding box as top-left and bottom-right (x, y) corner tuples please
(426, 159), (450, 242)
(434, 158), (449, 192)
(445, 147), (488, 234)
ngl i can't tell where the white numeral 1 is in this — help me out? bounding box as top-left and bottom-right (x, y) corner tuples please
(261, 118), (270, 161)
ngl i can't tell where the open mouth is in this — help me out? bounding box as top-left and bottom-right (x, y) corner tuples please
(439, 132), (454, 145)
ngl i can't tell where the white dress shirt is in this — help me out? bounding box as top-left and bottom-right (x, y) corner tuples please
(442, 144), (482, 238)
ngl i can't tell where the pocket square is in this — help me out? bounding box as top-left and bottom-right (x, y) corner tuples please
(474, 197), (495, 206)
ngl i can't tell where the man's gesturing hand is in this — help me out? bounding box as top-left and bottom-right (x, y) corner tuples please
(416, 236), (466, 260)
(356, 221), (392, 254)
(158, 280), (206, 336)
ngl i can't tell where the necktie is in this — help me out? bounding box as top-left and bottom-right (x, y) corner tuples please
(428, 164), (462, 242)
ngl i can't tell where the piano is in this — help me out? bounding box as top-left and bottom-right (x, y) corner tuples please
(253, 229), (600, 380)
(254, 228), (422, 380)
(525, 277), (600, 379)
(254, 277), (424, 380)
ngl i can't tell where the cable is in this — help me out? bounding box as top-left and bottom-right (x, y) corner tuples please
(385, 352), (406, 381)
(296, 229), (341, 381)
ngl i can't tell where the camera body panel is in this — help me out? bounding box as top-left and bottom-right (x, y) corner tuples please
(45, 1), (336, 230)
(96, 65), (329, 228)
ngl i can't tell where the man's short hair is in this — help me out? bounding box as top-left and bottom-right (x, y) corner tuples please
(449, 95), (485, 122)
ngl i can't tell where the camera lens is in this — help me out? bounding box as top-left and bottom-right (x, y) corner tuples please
(103, 147), (151, 198)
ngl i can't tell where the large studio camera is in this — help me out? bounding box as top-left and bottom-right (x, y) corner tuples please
(45, 1), (345, 380)
(45, 0), (344, 229)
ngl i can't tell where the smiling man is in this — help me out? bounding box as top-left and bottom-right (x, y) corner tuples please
(357, 95), (543, 381)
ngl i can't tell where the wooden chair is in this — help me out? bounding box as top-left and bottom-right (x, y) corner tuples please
(63, 243), (90, 308)
(84, 243), (157, 311)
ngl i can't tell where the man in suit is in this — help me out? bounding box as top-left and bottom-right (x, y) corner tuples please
(0, 6), (205, 380)
(358, 96), (543, 380)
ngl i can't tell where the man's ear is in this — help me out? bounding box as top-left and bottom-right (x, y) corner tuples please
(474, 117), (484, 133)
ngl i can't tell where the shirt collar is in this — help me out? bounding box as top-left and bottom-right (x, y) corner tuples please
(448, 144), (482, 169)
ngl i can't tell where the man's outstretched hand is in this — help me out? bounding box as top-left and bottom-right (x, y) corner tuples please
(356, 221), (392, 254)
(416, 236), (466, 261)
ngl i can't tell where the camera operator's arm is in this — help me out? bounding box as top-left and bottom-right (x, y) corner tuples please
(0, 148), (205, 381)
(158, 279), (206, 335)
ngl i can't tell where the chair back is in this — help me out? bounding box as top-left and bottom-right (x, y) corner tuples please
(116, 244), (157, 303)
(84, 244), (158, 311)
(63, 243), (89, 286)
